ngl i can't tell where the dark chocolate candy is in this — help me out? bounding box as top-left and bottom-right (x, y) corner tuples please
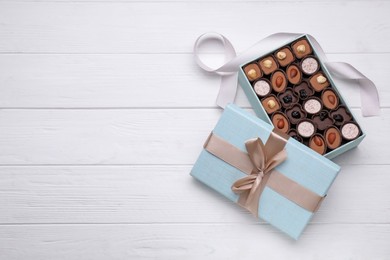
(312, 110), (334, 131)
(293, 81), (314, 100)
(288, 129), (303, 143)
(278, 89), (298, 109)
(286, 104), (307, 124)
(330, 106), (352, 126)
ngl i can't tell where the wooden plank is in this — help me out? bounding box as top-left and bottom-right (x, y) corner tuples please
(0, 0), (375, 2)
(0, 2), (389, 53)
(0, 165), (388, 224)
(0, 53), (386, 108)
(0, 224), (388, 259)
(0, 108), (386, 165)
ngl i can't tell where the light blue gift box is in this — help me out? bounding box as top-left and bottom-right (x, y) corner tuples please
(238, 34), (365, 159)
(190, 104), (340, 239)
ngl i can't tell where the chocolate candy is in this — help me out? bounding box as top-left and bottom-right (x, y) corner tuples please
(303, 98), (322, 114)
(278, 89), (298, 109)
(244, 63), (262, 81)
(272, 112), (290, 133)
(259, 56), (278, 75)
(301, 56), (319, 75)
(341, 122), (360, 140)
(287, 64), (302, 84)
(240, 36), (362, 155)
(292, 39), (312, 58)
(288, 130), (303, 143)
(261, 95), (281, 114)
(309, 134), (327, 155)
(275, 47), (295, 67)
(312, 110), (334, 131)
(297, 120), (316, 138)
(325, 127), (342, 150)
(286, 104), (306, 124)
(322, 89), (339, 110)
(293, 81), (314, 100)
(330, 106), (352, 126)
(310, 72), (330, 92)
(271, 70), (287, 93)
(253, 79), (271, 97)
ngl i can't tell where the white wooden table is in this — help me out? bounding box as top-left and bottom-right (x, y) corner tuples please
(0, 1), (389, 259)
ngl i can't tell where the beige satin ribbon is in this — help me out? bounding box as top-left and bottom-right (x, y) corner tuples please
(203, 131), (325, 216)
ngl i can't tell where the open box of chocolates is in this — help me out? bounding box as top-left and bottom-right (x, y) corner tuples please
(238, 35), (365, 158)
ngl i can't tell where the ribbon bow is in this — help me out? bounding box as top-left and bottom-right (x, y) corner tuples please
(231, 137), (287, 216)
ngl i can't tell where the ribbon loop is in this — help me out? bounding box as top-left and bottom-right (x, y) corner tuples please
(231, 136), (287, 215)
(194, 32), (380, 116)
(203, 132), (326, 215)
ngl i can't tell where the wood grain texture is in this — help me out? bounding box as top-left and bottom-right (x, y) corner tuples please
(0, 165), (389, 224)
(0, 53), (388, 108)
(0, 0), (389, 258)
(0, 108), (387, 165)
(0, 2), (389, 53)
(0, 224), (389, 259)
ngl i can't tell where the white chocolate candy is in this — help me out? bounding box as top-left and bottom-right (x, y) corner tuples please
(301, 57), (319, 75)
(254, 80), (271, 96)
(341, 123), (360, 140)
(297, 121), (315, 138)
(304, 98), (322, 114)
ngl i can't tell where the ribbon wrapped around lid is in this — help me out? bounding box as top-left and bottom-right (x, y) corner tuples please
(203, 130), (325, 216)
(194, 32), (380, 117)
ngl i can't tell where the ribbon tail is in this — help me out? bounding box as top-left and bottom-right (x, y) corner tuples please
(241, 173), (271, 217)
(217, 73), (238, 108)
(265, 149), (287, 172)
(324, 61), (380, 117)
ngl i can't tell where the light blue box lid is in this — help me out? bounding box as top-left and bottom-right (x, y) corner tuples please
(190, 104), (340, 239)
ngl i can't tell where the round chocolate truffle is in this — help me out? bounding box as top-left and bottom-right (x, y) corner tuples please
(325, 127), (342, 150)
(341, 122), (360, 140)
(272, 112), (290, 134)
(253, 79), (271, 97)
(301, 57), (319, 75)
(287, 64), (302, 85)
(278, 89), (298, 109)
(303, 98), (322, 114)
(271, 70), (287, 93)
(309, 134), (327, 155)
(244, 63), (262, 81)
(297, 120), (316, 138)
(322, 89), (339, 110)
